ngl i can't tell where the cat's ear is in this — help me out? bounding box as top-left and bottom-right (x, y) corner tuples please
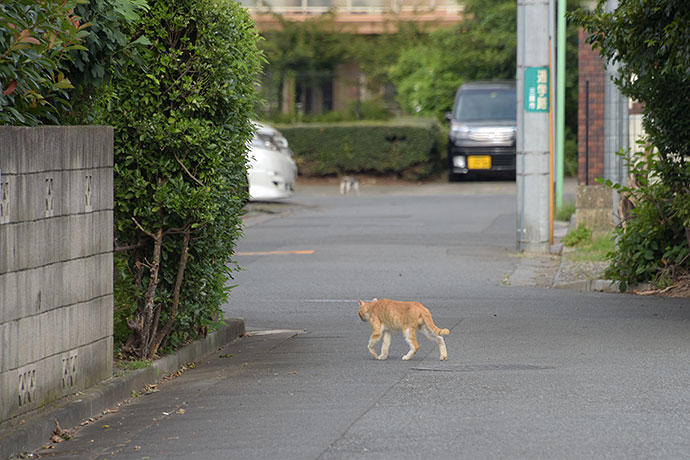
(358, 299), (365, 306)
(372, 297), (378, 302)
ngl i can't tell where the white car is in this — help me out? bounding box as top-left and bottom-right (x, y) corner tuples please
(247, 121), (297, 201)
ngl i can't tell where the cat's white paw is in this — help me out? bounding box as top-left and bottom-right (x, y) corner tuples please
(440, 355), (447, 361)
(402, 355), (411, 361)
(377, 355), (388, 360)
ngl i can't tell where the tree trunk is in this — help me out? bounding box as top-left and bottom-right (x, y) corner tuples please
(125, 227), (164, 359)
(149, 226), (192, 357)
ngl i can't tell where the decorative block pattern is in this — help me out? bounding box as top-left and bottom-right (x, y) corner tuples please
(62, 351), (78, 389)
(45, 177), (54, 217)
(18, 365), (37, 408)
(85, 175), (93, 212)
(0, 177), (9, 224)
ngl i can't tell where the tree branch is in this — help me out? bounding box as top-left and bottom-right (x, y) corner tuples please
(114, 241), (146, 252)
(132, 217), (156, 239)
(175, 153), (205, 187)
(150, 225), (192, 357)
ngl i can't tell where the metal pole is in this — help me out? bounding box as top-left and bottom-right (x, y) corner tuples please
(585, 80), (589, 185)
(549, 0), (555, 245)
(555, 0), (566, 207)
(549, 37), (555, 245)
(518, 2), (526, 252)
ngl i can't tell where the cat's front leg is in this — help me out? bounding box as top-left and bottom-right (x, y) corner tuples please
(377, 330), (391, 360)
(368, 329), (382, 359)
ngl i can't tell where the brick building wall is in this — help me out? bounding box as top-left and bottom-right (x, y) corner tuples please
(577, 29), (606, 185)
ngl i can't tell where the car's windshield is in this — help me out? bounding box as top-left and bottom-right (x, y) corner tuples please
(454, 88), (516, 122)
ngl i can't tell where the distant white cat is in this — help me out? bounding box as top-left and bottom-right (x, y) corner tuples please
(339, 176), (359, 195)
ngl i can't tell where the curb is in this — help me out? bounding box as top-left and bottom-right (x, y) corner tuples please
(551, 246), (622, 293)
(0, 318), (245, 460)
(550, 217), (623, 293)
(552, 278), (622, 293)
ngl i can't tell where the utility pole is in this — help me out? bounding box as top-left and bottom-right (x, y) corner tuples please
(516, 0), (551, 253)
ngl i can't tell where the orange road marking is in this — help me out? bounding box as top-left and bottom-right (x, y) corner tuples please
(235, 250), (315, 256)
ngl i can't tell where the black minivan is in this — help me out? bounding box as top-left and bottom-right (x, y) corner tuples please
(447, 81), (516, 180)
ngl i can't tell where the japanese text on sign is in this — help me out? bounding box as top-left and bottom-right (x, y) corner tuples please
(524, 67), (549, 112)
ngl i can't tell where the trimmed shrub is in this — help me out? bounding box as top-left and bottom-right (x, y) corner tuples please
(277, 119), (444, 179)
(109, 0), (262, 359)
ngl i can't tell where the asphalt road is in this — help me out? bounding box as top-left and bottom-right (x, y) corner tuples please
(36, 180), (690, 459)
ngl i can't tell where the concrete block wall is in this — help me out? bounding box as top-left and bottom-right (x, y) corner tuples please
(575, 184), (613, 234)
(0, 126), (114, 424)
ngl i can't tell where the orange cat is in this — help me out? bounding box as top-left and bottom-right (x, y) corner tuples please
(358, 298), (449, 361)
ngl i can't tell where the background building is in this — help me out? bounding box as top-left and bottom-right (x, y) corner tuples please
(238, 0), (464, 117)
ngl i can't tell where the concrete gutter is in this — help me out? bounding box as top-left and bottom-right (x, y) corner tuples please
(552, 276), (622, 293)
(549, 217), (651, 294)
(0, 318), (244, 460)
(549, 217), (621, 293)
(552, 274), (651, 294)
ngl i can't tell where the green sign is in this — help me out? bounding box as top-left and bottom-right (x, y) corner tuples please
(524, 67), (549, 112)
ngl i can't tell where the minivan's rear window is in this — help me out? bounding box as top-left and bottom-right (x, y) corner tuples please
(454, 88), (516, 122)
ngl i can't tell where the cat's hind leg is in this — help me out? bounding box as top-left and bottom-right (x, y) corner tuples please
(421, 325), (448, 361)
(402, 328), (419, 360)
(378, 328), (392, 360)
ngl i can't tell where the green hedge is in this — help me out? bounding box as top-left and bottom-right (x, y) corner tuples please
(276, 119), (445, 179)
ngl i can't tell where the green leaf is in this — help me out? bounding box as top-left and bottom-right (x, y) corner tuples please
(132, 35), (151, 46)
(55, 78), (74, 89)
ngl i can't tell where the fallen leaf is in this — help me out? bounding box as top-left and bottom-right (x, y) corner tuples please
(52, 420), (72, 441)
(102, 425), (110, 429)
(288, 371), (297, 375)
(176, 408), (185, 414)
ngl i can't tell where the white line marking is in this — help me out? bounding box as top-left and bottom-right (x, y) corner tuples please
(304, 299), (359, 303)
(244, 329), (305, 336)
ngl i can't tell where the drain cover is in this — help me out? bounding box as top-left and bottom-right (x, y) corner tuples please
(412, 364), (552, 372)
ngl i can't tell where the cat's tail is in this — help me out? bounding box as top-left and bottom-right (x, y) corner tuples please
(422, 312), (450, 336)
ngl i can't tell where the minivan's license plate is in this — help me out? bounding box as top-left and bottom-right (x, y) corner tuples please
(468, 155), (491, 169)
